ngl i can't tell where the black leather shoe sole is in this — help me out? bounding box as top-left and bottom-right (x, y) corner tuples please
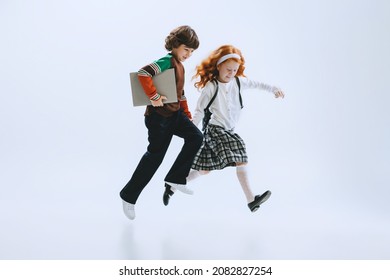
(248, 190), (272, 212)
(163, 183), (174, 206)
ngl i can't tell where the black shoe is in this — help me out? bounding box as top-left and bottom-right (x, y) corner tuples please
(248, 190), (272, 212)
(163, 183), (174, 206)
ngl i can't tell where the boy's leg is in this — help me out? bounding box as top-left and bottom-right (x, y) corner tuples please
(164, 110), (203, 185)
(122, 200), (135, 220)
(120, 148), (169, 203)
(163, 111), (203, 205)
(120, 113), (174, 204)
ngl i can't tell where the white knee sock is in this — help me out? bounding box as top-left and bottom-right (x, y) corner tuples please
(187, 169), (202, 182)
(165, 182), (194, 195)
(169, 170), (208, 194)
(236, 165), (255, 203)
(186, 169), (210, 183)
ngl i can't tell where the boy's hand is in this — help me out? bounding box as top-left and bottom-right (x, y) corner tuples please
(151, 95), (167, 107)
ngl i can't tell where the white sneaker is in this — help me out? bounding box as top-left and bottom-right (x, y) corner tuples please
(165, 182), (194, 195)
(122, 200), (135, 220)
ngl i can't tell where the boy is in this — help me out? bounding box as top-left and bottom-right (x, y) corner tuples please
(120, 26), (203, 220)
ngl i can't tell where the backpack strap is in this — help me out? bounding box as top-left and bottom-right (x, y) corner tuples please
(206, 78), (243, 110)
(205, 80), (219, 111)
(235, 77), (244, 109)
(202, 78), (243, 130)
(201, 80), (219, 131)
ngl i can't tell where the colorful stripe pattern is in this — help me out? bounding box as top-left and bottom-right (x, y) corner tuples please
(137, 54), (172, 101)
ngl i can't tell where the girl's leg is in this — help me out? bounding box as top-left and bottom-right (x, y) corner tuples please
(186, 169), (210, 182)
(236, 162), (272, 212)
(236, 163), (255, 203)
(163, 170), (210, 206)
(169, 170), (210, 194)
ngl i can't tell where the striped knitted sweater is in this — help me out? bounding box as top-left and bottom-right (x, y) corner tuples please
(138, 53), (191, 118)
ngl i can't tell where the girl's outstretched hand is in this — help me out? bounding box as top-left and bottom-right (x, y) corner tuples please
(273, 89), (285, 99)
(151, 95), (167, 107)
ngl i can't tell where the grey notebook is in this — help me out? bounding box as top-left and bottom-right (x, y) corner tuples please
(130, 68), (177, 106)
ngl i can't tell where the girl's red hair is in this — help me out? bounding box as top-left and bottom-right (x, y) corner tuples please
(193, 45), (246, 89)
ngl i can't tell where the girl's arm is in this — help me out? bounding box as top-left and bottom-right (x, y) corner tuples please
(192, 83), (215, 127)
(239, 77), (285, 98)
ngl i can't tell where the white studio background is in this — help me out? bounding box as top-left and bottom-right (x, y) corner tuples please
(1, 0), (389, 259)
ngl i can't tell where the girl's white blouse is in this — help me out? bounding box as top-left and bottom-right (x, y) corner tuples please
(192, 77), (276, 131)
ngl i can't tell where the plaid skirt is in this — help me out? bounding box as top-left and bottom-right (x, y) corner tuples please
(192, 125), (248, 171)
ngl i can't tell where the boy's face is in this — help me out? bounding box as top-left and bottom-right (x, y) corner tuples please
(172, 44), (195, 62)
(217, 60), (240, 83)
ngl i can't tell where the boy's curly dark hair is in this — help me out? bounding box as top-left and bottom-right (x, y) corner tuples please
(165, 25), (199, 51)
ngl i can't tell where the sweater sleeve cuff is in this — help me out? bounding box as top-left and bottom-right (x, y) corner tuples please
(149, 93), (161, 101)
(180, 100), (192, 119)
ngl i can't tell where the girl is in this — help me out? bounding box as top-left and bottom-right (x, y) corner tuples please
(178, 45), (284, 212)
(120, 26), (203, 220)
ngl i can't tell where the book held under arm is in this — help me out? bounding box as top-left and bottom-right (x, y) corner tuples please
(129, 68), (178, 106)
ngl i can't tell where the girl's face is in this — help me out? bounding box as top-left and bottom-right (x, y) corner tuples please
(171, 44), (195, 62)
(217, 60), (240, 83)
